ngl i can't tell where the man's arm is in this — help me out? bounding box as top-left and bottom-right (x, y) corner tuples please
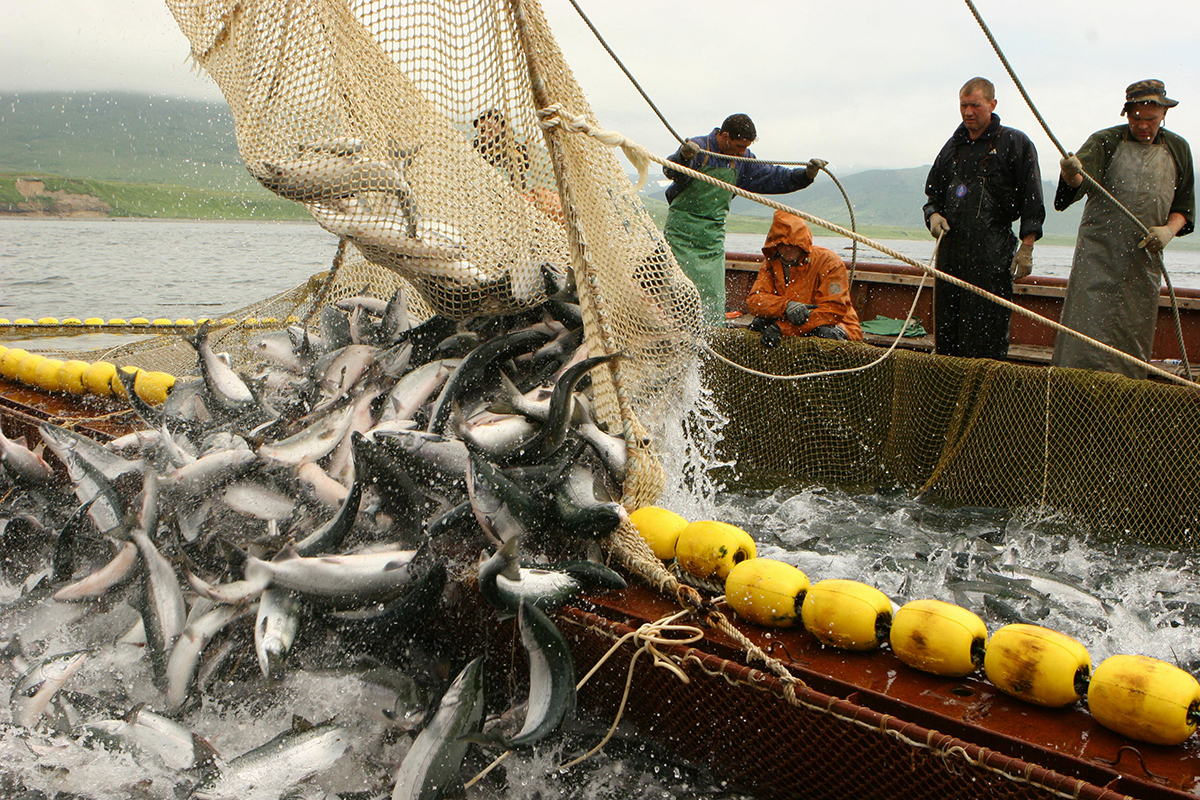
(1016, 133), (1045, 242)
(737, 158), (814, 195)
(922, 143), (952, 226)
(799, 255), (855, 334)
(746, 264), (787, 319)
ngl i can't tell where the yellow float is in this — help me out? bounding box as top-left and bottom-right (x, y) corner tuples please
(984, 624), (1090, 707)
(57, 360), (92, 395)
(725, 558), (809, 628)
(674, 520), (757, 581)
(1088, 654), (1200, 746)
(134, 370), (175, 406)
(82, 361), (119, 397)
(32, 359), (66, 393)
(15, 353), (47, 386)
(801, 579), (893, 651)
(890, 599), (988, 677)
(1, 348), (30, 379)
(629, 506), (689, 561)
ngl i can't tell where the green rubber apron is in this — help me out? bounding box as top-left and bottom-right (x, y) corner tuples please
(664, 165), (737, 325)
(1053, 140), (1175, 379)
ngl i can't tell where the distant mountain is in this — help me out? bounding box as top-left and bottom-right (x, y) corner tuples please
(0, 91), (260, 192)
(642, 164), (1086, 242)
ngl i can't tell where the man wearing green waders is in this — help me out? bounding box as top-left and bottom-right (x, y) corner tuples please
(664, 114), (825, 324)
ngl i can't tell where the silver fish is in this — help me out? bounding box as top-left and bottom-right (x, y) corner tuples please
(254, 588), (303, 680)
(391, 656), (485, 800)
(11, 650), (89, 728)
(257, 402), (356, 467)
(194, 719), (349, 800)
(165, 601), (255, 711)
(0, 421), (53, 485)
(506, 600), (576, 748)
(53, 539), (139, 601)
(131, 474), (187, 681)
(256, 154), (408, 204)
(242, 544), (419, 607)
(185, 321), (255, 412)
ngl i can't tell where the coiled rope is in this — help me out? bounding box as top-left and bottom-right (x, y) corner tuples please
(538, 105), (1196, 388)
(561, 0), (858, 280)
(964, 0), (1193, 382)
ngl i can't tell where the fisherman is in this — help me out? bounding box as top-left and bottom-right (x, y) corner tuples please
(923, 77), (1044, 360)
(746, 210), (862, 346)
(664, 113), (826, 324)
(1052, 79), (1195, 379)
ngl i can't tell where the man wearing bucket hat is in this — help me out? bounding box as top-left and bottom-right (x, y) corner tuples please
(1052, 79), (1195, 379)
(664, 114), (826, 325)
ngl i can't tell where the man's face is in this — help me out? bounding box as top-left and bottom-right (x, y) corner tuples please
(1127, 103), (1168, 143)
(776, 243), (804, 265)
(959, 90), (997, 138)
(715, 130), (754, 157)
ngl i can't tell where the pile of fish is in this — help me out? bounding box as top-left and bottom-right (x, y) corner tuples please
(0, 267), (636, 800)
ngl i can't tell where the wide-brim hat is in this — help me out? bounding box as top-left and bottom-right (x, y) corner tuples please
(1122, 79), (1178, 114)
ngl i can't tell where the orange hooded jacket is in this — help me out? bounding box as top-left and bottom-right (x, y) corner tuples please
(746, 211), (862, 340)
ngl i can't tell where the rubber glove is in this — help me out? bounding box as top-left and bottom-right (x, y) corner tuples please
(928, 213), (950, 238)
(1138, 225), (1174, 253)
(785, 301), (813, 327)
(1010, 241), (1034, 279)
(679, 140), (700, 161)
(1060, 154), (1083, 179)
(810, 325), (849, 341)
(760, 321), (782, 348)
(806, 158), (828, 179)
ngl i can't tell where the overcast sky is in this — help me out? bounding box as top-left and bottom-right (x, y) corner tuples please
(4, 0), (1199, 181)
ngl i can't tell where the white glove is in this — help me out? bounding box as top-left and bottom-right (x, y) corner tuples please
(928, 213), (950, 238)
(805, 158), (828, 179)
(1139, 225), (1174, 253)
(1010, 241), (1034, 279)
(1060, 154), (1083, 179)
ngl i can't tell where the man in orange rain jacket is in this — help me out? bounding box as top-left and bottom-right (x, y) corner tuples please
(746, 210), (862, 347)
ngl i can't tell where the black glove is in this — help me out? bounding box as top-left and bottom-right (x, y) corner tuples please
(809, 325), (848, 341)
(785, 301), (813, 327)
(759, 320), (782, 348)
(679, 140), (701, 160)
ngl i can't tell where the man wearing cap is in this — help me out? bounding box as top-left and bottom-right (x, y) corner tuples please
(923, 77), (1045, 360)
(664, 113), (826, 324)
(1052, 80), (1195, 379)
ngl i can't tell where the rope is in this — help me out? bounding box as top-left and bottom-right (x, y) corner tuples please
(559, 608), (704, 770)
(963, 0), (1193, 381)
(539, 105), (1197, 388)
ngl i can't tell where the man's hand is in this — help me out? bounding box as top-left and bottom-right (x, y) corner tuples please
(785, 301), (813, 327)
(928, 213), (950, 238)
(1010, 241), (1034, 279)
(679, 140), (700, 160)
(1060, 154), (1083, 179)
(760, 321), (782, 348)
(805, 158), (828, 179)
(1139, 225), (1174, 253)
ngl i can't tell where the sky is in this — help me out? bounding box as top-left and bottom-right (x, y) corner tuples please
(3, 0), (1200, 181)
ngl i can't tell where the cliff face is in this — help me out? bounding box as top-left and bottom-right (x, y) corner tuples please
(5, 179), (111, 218)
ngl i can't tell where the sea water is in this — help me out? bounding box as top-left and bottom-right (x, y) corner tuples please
(2, 218), (1199, 798)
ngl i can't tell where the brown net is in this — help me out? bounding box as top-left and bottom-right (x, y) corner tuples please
(703, 329), (1200, 548)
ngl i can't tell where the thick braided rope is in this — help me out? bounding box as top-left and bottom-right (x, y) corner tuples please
(539, 105), (1197, 389)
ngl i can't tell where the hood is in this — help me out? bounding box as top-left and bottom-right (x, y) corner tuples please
(762, 210), (813, 258)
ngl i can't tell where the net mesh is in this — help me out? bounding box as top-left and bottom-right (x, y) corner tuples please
(704, 330), (1200, 548)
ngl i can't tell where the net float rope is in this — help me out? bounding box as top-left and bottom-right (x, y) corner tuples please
(0, 343), (176, 406)
(0, 315), (302, 339)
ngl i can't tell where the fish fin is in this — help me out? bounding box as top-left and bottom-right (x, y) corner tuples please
(291, 713), (315, 732)
(498, 537), (522, 581)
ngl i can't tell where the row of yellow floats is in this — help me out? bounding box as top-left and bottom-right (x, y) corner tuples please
(630, 506), (1200, 748)
(0, 316), (294, 328)
(0, 344), (175, 406)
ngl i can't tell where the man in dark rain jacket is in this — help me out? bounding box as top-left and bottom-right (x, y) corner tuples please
(923, 77), (1045, 360)
(665, 114), (825, 324)
(1052, 80), (1194, 379)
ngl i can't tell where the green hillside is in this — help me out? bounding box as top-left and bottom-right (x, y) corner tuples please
(0, 91), (255, 190)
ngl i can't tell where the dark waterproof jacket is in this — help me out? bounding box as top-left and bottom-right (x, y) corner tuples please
(922, 114), (1044, 359)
